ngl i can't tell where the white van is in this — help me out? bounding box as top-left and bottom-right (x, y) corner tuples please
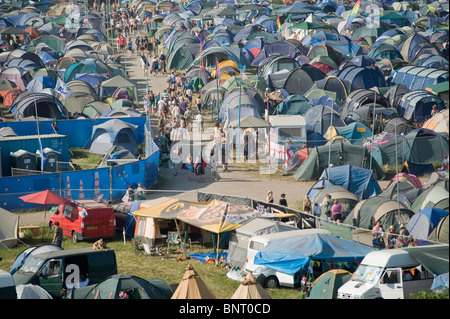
(244, 228), (331, 288)
(337, 249), (436, 299)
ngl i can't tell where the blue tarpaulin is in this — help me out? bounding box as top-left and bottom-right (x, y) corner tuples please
(254, 233), (374, 275)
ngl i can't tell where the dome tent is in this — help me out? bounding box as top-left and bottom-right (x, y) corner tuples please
(344, 197), (414, 234)
(89, 119), (139, 156)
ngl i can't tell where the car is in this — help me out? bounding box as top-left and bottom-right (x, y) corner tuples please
(112, 201), (136, 236)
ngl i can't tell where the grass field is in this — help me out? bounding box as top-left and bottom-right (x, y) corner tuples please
(0, 228), (303, 299)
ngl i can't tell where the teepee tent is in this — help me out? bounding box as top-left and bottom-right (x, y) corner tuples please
(230, 272), (271, 299)
(171, 264), (216, 299)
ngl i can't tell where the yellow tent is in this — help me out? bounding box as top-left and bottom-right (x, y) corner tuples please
(171, 264), (216, 299)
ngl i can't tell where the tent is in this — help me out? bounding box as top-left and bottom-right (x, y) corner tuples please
(16, 284), (52, 299)
(333, 65), (386, 91)
(308, 185), (359, 221)
(388, 66), (449, 91)
(344, 197), (415, 233)
(171, 264), (216, 299)
(422, 109), (449, 135)
(411, 185), (449, 213)
(304, 105), (345, 136)
(228, 218), (298, 269)
(427, 215), (449, 244)
(324, 122), (372, 145)
(306, 269), (352, 299)
(231, 271), (271, 299)
(283, 65), (326, 96)
(89, 119), (139, 155)
(371, 128), (449, 167)
(275, 94), (312, 116)
(406, 207), (449, 242)
(0, 207), (19, 248)
(11, 92), (68, 121)
(253, 233), (374, 275)
(313, 165), (382, 200)
(99, 75), (138, 104)
(69, 274), (173, 299)
(294, 143), (385, 181)
(397, 90), (446, 124)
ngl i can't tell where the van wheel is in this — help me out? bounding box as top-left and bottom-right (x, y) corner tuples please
(72, 232), (79, 244)
(264, 276), (279, 289)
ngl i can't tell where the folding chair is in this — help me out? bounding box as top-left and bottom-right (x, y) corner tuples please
(188, 233), (203, 249)
(167, 231), (181, 252)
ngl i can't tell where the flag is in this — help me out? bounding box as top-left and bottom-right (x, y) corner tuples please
(38, 137), (46, 171)
(215, 58), (221, 79)
(344, 0), (361, 30)
(169, 1), (174, 12)
(276, 17), (281, 30)
(152, 5), (155, 16)
(143, 16), (150, 25)
(55, 77), (73, 99)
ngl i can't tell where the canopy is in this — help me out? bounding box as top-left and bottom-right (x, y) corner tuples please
(254, 233), (374, 275)
(133, 198), (266, 233)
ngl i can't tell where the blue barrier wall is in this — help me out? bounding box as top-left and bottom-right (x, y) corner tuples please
(0, 150), (160, 211)
(0, 117), (147, 148)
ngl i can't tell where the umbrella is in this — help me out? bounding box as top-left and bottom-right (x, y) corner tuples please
(171, 264), (216, 299)
(231, 272), (271, 299)
(289, 22), (324, 30)
(19, 190), (70, 242)
(19, 190), (70, 205)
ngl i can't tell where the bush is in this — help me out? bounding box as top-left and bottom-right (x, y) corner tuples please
(410, 290), (449, 299)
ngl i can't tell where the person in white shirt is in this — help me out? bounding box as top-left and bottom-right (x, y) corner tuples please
(209, 160), (218, 181)
(195, 112), (204, 132)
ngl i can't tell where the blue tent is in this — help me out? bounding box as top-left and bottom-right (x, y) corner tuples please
(317, 165), (382, 200)
(334, 65), (386, 91)
(254, 233), (373, 275)
(406, 207), (448, 242)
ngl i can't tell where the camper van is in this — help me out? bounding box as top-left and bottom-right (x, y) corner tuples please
(337, 249), (436, 299)
(13, 247), (117, 298)
(49, 199), (116, 244)
(268, 115), (307, 148)
(244, 228), (331, 288)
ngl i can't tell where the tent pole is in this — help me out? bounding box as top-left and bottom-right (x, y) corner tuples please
(216, 232), (220, 262)
(174, 219), (184, 256)
(370, 92), (376, 171)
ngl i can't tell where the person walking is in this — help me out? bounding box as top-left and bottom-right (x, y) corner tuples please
(52, 222), (63, 247)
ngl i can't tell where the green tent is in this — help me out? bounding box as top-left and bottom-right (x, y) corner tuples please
(410, 185), (449, 213)
(306, 269), (353, 299)
(69, 274), (173, 299)
(294, 143), (385, 181)
(427, 215), (449, 244)
(344, 197), (414, 233)
(167, 45), (195, 71)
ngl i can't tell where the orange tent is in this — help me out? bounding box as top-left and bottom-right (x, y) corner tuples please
(171, 264), (216, 299)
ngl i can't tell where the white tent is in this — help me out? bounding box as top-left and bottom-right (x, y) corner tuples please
(0, 207), (19, 249)
(16, 284), (53, 299)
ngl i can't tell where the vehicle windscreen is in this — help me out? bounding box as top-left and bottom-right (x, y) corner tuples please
(18, 256), (45, 274)
(352, 264), (383, 284)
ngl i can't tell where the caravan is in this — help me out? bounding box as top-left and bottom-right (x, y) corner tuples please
(244, 228), (331, 288)
(337, 246), (447, 299)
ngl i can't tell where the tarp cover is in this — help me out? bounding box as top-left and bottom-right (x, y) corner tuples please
(254, 233), (374, 275)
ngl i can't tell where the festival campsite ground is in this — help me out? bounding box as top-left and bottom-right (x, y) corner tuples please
(8, 47), (403, 299)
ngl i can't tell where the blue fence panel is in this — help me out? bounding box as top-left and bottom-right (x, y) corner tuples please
(0, 150), (159, 210)
(110, 151), (159, 201)
(60, 167), (111, 201)
(0, 173), (60, 210)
